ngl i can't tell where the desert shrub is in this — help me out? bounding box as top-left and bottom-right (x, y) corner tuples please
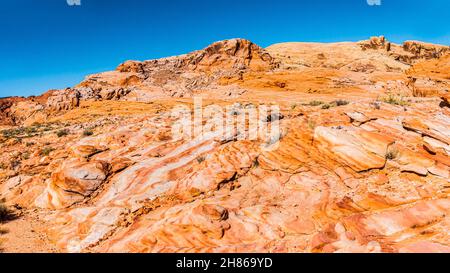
(318, 100), (349, 110)
(0, 201), (9, 222)
(386, 147), (399, 160)
(196, 156), (206, 164)
(370, 101), (381, 110)
(308, 119), (317, 130)
(308, 100), (324, 107)
(3, 126), (34, 138)
(56, 129), (69, 138)
(24, 126), (37, 136)
(0, 227), (8, 235)
(40, 147), (55, 156)
(1, 128), (24, 138)
(21, 152), (30, 160)
(332, 99), (350, 106)
(381, 94), (409, 106)
(82, 129), (94, 137)
(1, 124), (54, 139)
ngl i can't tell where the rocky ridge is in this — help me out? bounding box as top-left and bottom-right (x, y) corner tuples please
(2, 37), (449, 126)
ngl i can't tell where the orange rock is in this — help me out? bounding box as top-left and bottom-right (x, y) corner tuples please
(1, 37), (449, 253)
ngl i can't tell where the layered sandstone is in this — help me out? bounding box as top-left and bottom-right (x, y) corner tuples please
(0, 37), (449, 253)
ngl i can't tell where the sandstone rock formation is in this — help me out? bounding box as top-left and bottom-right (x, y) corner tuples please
(46, 89), (80, 112)
(0, 37), (449, 253)
(0, 97), (28, 125)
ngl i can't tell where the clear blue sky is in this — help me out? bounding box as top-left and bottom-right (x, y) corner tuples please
(1, 0), (449, 98)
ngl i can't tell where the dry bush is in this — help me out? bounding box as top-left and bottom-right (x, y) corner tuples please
(0, 200), (10, 222)
(380, 94), (409, 106)
(82, 129), (94, 137)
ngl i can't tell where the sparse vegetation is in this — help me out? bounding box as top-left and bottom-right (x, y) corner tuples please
(0, 199), (10, 222)
(319, 100), (349, 110)
(332, 99), (350, 106)
(2, 127), (25, 139)
(308, 119), (317, 130)
(380, 94), (409, 106)
(0, 227), (9, 234)
(196, 156), (206, 164)
(82, 129), (94, 137)
(1, 123), (56, 139)
(386, 147), (399, 160)
(370, 101), (381, 110)
(56, 129), (69, 138)
(21, 152), (30, 160)
(0, 227), (9, 235)
(307, 100), (324, 107)
(24, 126), (38, 137)
(40, 147), (55, 156)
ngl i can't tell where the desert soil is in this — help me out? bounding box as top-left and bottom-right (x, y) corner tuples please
(0, 211), (59, 253)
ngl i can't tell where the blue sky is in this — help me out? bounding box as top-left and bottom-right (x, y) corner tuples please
(1, 0), (449, 98)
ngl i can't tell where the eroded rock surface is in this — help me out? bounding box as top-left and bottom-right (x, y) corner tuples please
(1, 37), (449, 253)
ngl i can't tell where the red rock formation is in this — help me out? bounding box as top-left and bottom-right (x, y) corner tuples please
(0, 97), (28, 125)
(1, 37), (449, 253)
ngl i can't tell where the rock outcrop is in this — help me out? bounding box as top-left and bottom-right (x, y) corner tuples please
(0, 97), (28, 125)
(79, 38), (278, 100)
(403, 41), (450, 60)
(46, 89), (80, 112)
(358, 36), (450, 65)
(359, 36), (391, 51)
(2, 37), (448, 126)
